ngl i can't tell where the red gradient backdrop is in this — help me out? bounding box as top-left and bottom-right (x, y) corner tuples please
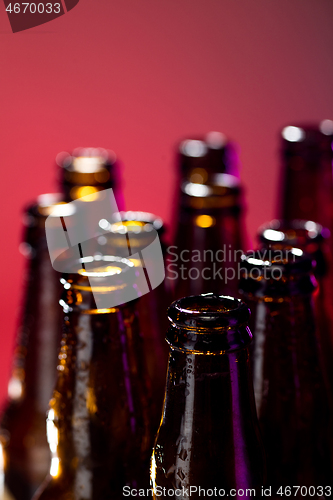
(1, 0), (333, 404)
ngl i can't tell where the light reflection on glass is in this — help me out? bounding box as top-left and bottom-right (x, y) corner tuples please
(183, 182), (211, 197)
(195, 215), (215, 228)
(282, 126), (305, 142)
(46, 409), (60, 478)
(205, 131), (227, 149)
(262, 229), (285, 242)
(69, 186), (100, 201)
(291, 248), (303, 256)
(181, 140), (207, 157)
(7, 376), (23, 400)
(319, 119), (333, 136)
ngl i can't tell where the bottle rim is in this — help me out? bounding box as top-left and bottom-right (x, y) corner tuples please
(168, 294), (250, 331)
(258, 219), (329, 247)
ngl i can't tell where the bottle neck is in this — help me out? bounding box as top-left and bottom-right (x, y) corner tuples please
(8, 206), (62, 411)
(153, 346), (263, 491)
(172, 186), (244, 298)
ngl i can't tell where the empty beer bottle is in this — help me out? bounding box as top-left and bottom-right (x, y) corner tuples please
(33, 253), (153, 500)
(0, 194), (66, 500)
(57, 147), (125, 209)
(151, 294), (265, 498)
(257, 219), (333, 392)
(279, 121), (333, 228)
(170, 134), (245, 299)
(239, 250), (333, 489)
(105, 211), (170, 431)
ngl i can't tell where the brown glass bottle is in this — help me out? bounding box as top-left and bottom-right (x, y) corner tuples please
(151, 294), (265, 498)
(57, 147), (124, 209)
(257, 219), (333, 393)
(239, 250), (333, 489)
(0, 195), (66, 500)
(104, 211), (170, 432)
(170, 134), (245, 299)
(278, 121), (333, 228)
(33, 255), (153, 500)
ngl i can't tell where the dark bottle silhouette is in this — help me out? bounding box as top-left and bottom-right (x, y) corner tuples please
(1, 148), (125, 500)
(0, 195), (65, 500)
(33, 255), (153, 500)
(106, 210), (170, 432)
(278, 121), (333, 228)
(170, 133), (245, 299)
(257, 219), (333, 393)
(57, 147), (125, 210)
(151, 294), (265, 498)
(239, 249), (333, 489)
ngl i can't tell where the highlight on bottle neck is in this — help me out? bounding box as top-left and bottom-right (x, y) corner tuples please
(60, 254), (139, 314)
(166, 294), (252, 353)
(178, 131), (239, 179)
(281, 121), (333, 161)
(258, 219), (330, 277)
(177, 133), (242, 210)
(57, 147), (119, 202)
(239, 248), (317, 299)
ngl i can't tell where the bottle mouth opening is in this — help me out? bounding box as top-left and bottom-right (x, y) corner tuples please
(168, 294), (250, 331)
(240, 248), (313, 278)
(258, 219), (329, 246)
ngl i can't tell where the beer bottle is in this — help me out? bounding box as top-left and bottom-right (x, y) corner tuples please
(170, 133), (245, 299)
(151, 294), (265, 498)
(105, 211), (170, 431)
(257, 219), (333, 391)
(33, 253), (152, 500)
(0, 195), (67, 500)
(57, 147), (125, 209)
(279, 121), (333, 228)
(239, 249), (333, 488)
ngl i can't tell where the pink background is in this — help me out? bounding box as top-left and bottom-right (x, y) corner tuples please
(1, 0), (333, 404)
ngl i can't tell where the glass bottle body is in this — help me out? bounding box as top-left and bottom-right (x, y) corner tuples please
(247, 295), (332, 486)
(151, 295), (265, 499)
(34, 265), (153, 500)
(258, 219), (333, 393)
(171, 136), (245, 300)
(0, 199), (64, 500)
(279, 123), (333, 228)
(239, 251), (333, 488)
(171, 191), (244, 299)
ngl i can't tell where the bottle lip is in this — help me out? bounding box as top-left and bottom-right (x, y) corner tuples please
(258, 219), (329, 247)
(240, 248), (313, 276)
(239, 249), (317, 298)
(109, 211), (164, 234)
(168, 294), (250, 331)
(57, 148), (117, 172)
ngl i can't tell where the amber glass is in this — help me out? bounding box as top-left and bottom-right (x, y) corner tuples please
(279, 122), (333, 228)
(0, 195), (65, 500)
(239, 250), (333, 489)
(57, 147), (125, 209)
(151, 294), (265, 498)
(104, 211), (170, 431)
(258, 219), (333, 392)
(171, 135), (245, 299)
(33, 256), (153, 500)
